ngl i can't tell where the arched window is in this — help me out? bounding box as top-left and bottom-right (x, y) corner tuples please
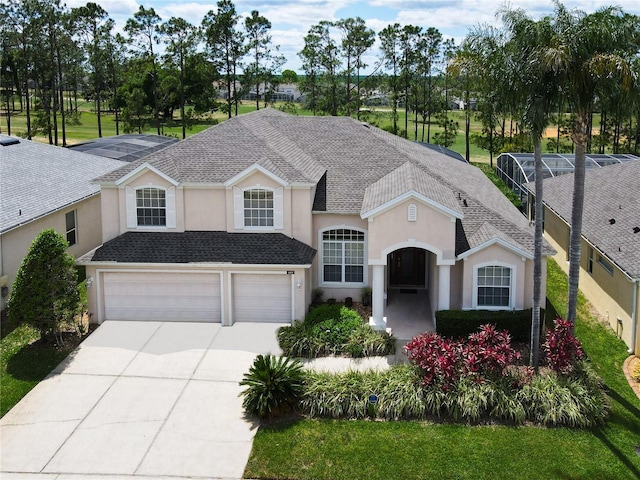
(321, 228), (365, 284)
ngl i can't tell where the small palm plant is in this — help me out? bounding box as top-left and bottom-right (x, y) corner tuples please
(239, 354), (305, 419)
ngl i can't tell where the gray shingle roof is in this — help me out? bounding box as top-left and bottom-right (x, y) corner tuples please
(82, 231), (316, 265)
(361, 162), (462, 216)
(529, 161), (640, 278)
(93, 109), (543, 258)
(0, 136), (126, 234)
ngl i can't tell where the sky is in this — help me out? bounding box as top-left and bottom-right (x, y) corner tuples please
(65, 0), (639, 73)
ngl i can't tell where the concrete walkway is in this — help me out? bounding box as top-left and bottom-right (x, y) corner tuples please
(1, 321), (285, 480)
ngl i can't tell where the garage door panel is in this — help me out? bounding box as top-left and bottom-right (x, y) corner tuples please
(233, 274), (291, 323)
(103, 272), (221, 322)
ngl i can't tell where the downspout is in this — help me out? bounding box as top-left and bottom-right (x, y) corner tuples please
(629, 278), (638, 355)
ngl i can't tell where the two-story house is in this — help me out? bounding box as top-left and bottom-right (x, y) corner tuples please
(79, 109), (552, 331)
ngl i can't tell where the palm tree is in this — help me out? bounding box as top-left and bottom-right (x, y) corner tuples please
(501, 8), (559, 368)
(546, 3), (636, 326)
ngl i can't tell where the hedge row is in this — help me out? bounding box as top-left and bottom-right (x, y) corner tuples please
(435, 308), (546, 342)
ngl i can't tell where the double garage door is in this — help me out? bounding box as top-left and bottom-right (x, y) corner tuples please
(102, 272), (291, 323)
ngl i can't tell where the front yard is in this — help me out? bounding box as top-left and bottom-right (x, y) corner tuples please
(244, 259), (640, 479)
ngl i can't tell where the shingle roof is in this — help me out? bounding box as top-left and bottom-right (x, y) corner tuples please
(82, 231), (316, 265)
(528, 161), (640, 278)
(93, 109), (543, 258)
(0, 136), (126, 234)
(361, 162), (463, 216)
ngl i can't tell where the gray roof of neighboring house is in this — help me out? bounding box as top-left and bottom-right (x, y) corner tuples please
(82, 231), (316, 265)
(94, 109), (545, 258)
(0, 136), (126, 234)
(67, 134), (178, 163)
(527, 161), (640, 278)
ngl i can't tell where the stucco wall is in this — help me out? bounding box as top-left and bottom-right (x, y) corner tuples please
(184, 188), (226, 231)
(544, 218), (637, 350)
(1, 195), (103, 307)
(366, 199), (456, 264)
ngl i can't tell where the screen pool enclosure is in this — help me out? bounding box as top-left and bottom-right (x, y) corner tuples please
(496, 152), (640, 211)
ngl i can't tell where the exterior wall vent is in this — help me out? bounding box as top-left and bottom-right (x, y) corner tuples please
(408, 203), (417, 222)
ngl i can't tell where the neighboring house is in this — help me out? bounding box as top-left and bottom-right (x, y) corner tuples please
(79, 109), (552, 330)
(525, 161), (640, 355)
(0, 136), (126, 310)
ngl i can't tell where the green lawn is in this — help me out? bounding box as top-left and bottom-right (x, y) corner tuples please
(0, 323), (76, 417)
(244, 258), (640, 480)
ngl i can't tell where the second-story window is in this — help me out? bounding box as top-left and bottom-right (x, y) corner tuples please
(244, 189), (274, 227)
(136, 188), (166, 226)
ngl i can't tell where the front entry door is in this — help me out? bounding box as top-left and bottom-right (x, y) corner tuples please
(389, 248), (426, 287)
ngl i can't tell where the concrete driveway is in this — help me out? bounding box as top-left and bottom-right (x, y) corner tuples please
(1, 321), (284, 480)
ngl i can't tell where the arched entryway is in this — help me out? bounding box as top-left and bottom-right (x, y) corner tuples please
(385, 247), (434, 340)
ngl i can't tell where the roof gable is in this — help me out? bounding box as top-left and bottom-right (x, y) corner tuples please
(114, 162), (180, 186)
(361, 162), (463, 220)
(223, 163), (289, 188)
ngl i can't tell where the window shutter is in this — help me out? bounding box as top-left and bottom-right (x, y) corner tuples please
(166, 186), (176, 228)
(125, 186), (136, 228)
(233, 187), (244, 229)
(274, 187), (284, 229)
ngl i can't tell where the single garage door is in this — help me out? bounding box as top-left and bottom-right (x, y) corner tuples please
(103, 272), (221, 322)
(233, 274), (291, 322)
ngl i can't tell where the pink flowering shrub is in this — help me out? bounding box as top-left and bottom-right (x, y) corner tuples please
(405, 325), (521, 387)
(463, 324), (520, 379)
(404, 332), (462, 387)
(544, 318), (584, 374)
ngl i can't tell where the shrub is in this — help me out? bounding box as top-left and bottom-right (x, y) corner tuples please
(302, 365), (426, 420)
(544, 318), (584, 374)
(517, 364), (609, 427)
(632, 360), (640, 383)
(404, 332), (463, 388)
(345, 323), (395, 358)
(239, 355), (305, 419)
(462, 324), (520, 380)
(8, 229), (80, 345)
(278, 305), (394, 358)
(436, 308), (544, 342)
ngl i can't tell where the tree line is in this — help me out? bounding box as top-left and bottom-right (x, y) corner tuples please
(0, 0), (284, 143)
(1, 0), (638, 165)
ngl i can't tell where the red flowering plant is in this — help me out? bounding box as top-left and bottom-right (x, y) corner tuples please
(462, 324), (520, 381)
(544, 318), (584, 374)
(404, 332), (462, 389)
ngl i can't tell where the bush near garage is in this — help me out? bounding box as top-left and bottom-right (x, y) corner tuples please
(277, 304), (395, 358)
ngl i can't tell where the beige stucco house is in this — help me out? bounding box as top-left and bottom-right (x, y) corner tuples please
(0, 135), (126, 310)
(526, 161), (640, 354)
(79, 109), (550, 331)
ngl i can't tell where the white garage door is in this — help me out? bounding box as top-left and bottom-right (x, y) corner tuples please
(103, 272), (221, 322)
(233, 274), (292, 322)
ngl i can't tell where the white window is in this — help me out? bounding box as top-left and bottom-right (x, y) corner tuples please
(136, 187), (166, 226)
(321, 229), (365, 284)
(65, 210), (77, 246)
(244, 189), (273, 227)
(233, 186), (283, 230)
(476, 265), (512, 308)
(125, 185), (176, 229)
